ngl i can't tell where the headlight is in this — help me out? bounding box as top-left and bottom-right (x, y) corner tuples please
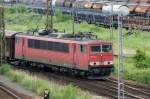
(90, 61), (113, 66)
(90, 61), (100, 66)
(104, 61), (113, 65)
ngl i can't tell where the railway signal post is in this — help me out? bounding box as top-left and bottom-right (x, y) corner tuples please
(0, 4), (6, 66)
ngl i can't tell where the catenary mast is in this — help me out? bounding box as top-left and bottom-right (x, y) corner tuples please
(46, 0), (53, 30)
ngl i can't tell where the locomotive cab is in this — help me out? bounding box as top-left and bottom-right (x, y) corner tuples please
(90, 43), (113, 66)
(88, 42), (114, 76)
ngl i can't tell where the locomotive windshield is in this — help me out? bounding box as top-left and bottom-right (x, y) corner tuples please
(91, 44), (112, 53)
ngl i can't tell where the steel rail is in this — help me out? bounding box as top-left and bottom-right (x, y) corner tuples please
(93, 80), (145, 99)
(0, 84), (21, 99)
(107, 78), (150, 98)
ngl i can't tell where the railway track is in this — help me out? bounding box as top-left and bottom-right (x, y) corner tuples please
(13, 65), (150, 99)
(0, 82), (21, 99)
(107, 78), (150, 99)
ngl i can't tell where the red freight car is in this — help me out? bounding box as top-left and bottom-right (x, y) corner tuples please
(6, 32), (114, 79)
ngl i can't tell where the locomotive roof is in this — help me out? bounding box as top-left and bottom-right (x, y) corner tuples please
(15, 33), (112, 45)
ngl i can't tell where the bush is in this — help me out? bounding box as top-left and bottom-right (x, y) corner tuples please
(134, 49), (150, 68)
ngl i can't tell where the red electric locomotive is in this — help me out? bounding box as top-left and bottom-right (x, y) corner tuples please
(6, 31), (114, 79)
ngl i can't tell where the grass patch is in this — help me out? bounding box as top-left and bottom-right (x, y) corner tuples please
(0, 64), (91, 99)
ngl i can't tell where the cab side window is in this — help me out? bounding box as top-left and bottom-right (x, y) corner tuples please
(80, 45), (85, 53)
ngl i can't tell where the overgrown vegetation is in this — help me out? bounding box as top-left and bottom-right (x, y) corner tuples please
(124, 58), (150, 84)
(4, 5), (150, 85)
(134, 49), (150, 68)
(0, 64), (91, 99)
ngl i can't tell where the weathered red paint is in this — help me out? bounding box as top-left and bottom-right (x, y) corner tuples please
(15, 34), (113, 70)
